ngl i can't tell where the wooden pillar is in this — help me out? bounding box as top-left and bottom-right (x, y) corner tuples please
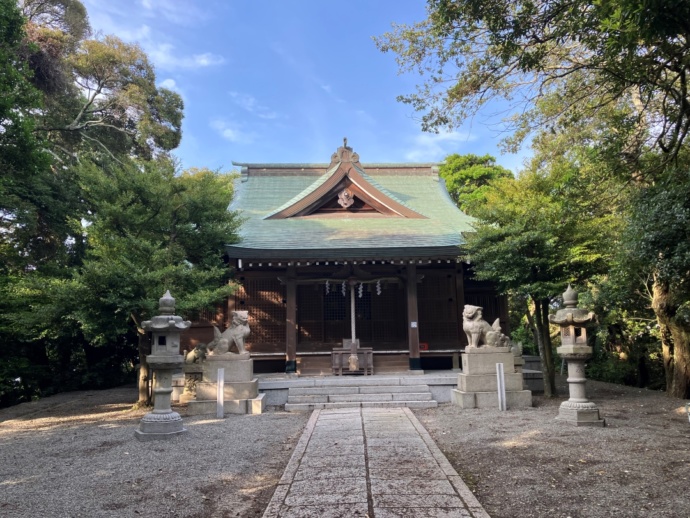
(285, 266), (297, 373)
(407, 263), (422, 370)
(455, 263), (467, 346)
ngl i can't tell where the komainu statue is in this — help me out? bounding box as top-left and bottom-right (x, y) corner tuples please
(208, 311), (251, 355)
(462, 305), (510, 348)
(184, 343), (208, 363)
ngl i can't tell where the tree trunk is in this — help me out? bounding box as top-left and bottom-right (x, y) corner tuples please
(652, 279), (690, 398)
(531, 296), (557, 397)
(137, 332), (152, 406)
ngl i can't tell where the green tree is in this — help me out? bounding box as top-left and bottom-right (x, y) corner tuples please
(378, 0), (690, 397)
(0, 1), (236, 407)
(439, 153), (512, 213)
(624, 171), (690, 397)
(464, 169), (614, 396)
(71, 158), (241, 405)
(3, 158), (241, 406)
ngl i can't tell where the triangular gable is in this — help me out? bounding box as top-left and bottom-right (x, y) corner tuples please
(264, 140), (427, 220)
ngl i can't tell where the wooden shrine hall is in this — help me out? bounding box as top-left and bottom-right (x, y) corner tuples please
(190, 140), (507, 374)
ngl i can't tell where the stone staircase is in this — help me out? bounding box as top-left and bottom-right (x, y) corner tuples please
(284, 379), (438, 412)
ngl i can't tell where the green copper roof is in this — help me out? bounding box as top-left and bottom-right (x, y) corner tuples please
(226, 157), (475, 260)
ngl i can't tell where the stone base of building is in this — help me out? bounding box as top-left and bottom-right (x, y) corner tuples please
(556, 404), (606, 427)
(452, 347), (532, 409)
(134, 411), (187, 441)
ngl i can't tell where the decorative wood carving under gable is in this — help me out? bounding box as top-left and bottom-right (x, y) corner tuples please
(265, 139), (427, 220)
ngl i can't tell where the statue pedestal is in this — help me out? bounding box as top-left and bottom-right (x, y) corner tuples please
(186, 354), (265, 415)
(451, 347), (532, 409)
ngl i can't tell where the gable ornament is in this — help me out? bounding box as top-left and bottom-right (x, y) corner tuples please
(337, 188), (355, 208)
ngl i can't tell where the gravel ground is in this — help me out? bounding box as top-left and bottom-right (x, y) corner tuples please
(414, 376), (690, 518)
(0, 388), (308, 518)
(1, 378), (689, 518)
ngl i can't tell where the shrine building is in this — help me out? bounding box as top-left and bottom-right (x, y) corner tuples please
(188, 140), (507, 374)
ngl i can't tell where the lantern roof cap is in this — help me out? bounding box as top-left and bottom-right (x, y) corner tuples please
(548, 285), (596, 326)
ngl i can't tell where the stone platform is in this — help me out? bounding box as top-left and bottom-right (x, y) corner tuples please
(185, 354), (265, 416)
(452, 347), (532, 409)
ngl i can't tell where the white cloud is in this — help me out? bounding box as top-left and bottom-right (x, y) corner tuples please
(228, 91), (279, 120)
(158, 78), (183, 95)
(82, 1), (224, 72)
(138, 0), (208, 25)
(211, 120), (255, 144)
(404, 131), (477, 162)
(148, 43), (224, 71)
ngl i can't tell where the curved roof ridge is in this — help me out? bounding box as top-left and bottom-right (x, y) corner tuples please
(351, 163), (430, 218)
(263, 162), (341, 219)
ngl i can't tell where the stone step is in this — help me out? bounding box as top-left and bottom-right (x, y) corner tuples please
(287, 392), (433, 404)
(284, 400), (438, 412)
(288, 384), (430, 396)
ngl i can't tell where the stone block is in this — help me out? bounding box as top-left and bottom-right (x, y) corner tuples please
(202, 356), (253, 382)
(194, 379), (258, 400)
(457, 372), (524, 392)
(248, 393), (265, 414)
(556, 407), (606, 427)
(523, 370), (544, 392)
(474, 390), (532, 409)
(461, 349), (515, 375)
(452, 389), (532, 409)
(450, 389), (476, 409)
(260, 388), (288, 406)
(186, 398), (248, 415)
(429, 383), (455, 403)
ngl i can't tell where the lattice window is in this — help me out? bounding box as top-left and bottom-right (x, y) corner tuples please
(316, 282), (405, 346)
(298, 285), (324, 343)
(235, 278), (286, 350)
(198, 306), (224, 324)
(418, 273), (459, 345)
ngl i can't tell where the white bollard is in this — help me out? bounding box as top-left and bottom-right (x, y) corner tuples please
(217, 368), (225, 418)
(496, 363), (507, 411)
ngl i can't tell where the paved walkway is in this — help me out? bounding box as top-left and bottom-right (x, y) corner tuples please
(263, 407), (490, 518)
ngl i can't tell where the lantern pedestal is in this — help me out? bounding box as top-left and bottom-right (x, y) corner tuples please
(556, 345), (605, 427)
(135, 355), (187, 440)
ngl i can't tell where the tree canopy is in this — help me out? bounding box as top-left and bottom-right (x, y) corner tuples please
(379, 1), (690, 397)
(0, 0), (240, 407)
(438, 153), (512, 213)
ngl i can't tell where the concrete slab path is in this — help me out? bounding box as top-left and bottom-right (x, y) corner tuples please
(262, 407), (490, 518)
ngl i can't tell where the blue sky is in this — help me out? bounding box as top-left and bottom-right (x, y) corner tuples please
(83, 0), (528, 172)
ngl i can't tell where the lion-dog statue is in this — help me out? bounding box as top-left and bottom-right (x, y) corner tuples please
(184, 343), (208, 363)
(207, 310), (251, 355)
(462, 304), (510, 348)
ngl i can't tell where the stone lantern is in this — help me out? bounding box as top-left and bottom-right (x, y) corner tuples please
(549, 286), (605, 427)
(135, 290), (191, 441)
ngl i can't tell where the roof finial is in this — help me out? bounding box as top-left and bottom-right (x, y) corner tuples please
(343, 137), (348, 148)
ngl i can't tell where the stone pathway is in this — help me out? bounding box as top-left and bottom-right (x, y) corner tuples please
(262, 407), (490, 518)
